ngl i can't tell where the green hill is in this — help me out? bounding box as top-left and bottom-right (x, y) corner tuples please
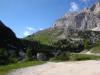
(25, 28), (65, 45)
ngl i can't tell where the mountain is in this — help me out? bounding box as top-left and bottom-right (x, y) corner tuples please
(26, 2), (100, 45)
(26, 28), (64, 45)
(53, 2), (100, 29)
(0, 21), (22, 49)
(0, 21), (24, 64)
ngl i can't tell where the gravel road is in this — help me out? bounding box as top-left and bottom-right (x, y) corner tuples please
(8, 60), (100, 75)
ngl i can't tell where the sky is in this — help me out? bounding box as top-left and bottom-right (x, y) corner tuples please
(0, 0), (99, 38)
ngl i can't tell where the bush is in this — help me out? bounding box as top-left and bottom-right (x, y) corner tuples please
(50, 53), (100, 61)
(8, 57), (18, 63)
(50, 52), (70, 61)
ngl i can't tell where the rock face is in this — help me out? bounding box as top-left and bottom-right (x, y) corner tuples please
(90, 2), (100, 14)
(37, 53), (47, 61)
(53, 2), (100, 31)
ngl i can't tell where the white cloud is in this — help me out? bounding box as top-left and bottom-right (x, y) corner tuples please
(26, 27), (35, 31)
(23, 31), (31, 36)
(39, 28), (44, 30)
(23, 26), (44, 37)
(69, 2), (79, 12)
(23, 26), (36, 37)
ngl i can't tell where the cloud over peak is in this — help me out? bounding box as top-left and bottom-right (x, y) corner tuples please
(23, 26), (44, 37)
(69, 2), (79, 12)
(26, 27), (35, 31)
(23, 26), (36, 37)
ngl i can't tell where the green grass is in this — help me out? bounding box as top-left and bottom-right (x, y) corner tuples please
(50, 53), (100, 61)
(26, 28), (64, 45)
(70, 53), (100, 61)
(90, 45), (100, 53)
(90, 41), (100, 53)
(0, 61), (45, 75)
(91, 47), (100, 53)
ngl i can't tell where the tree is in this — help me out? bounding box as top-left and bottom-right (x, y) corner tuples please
(83, 39), (90, 50)
(26, 47), (33, 61)
(53, 39), (71, 51)
(53, 39), (84, 52)
(0, 48), (9, 65)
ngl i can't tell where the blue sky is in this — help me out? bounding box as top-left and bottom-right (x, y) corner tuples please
(0, 0), (99, 38)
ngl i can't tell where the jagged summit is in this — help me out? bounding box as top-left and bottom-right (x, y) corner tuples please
(52, 2), (100, 31)
(90, 1), (100, 13)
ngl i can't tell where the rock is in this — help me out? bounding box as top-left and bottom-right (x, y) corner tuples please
(90, 2), (100, 14)
(37, 53), (47, 61)
(19, 51), (25, 60)
(52, 50), (62, 57)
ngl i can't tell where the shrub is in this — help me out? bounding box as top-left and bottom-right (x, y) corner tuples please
(8, 57), (18, 63)
(50, 52), (70, 61)
(50, 53), (100, 61)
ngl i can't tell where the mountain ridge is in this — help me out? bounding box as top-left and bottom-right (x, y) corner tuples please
(26, 2), (100, 45)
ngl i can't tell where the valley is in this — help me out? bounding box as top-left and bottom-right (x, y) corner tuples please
(0, 1), (100, 75)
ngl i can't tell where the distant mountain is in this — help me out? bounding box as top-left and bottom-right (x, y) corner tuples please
(26, 2), (100, 45)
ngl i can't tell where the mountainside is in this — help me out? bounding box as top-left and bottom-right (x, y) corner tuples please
(0, 21), (23, 64)
(0, 21), (53, 64)
(26, 28), (64, 44)
(26, 2), (100, 45)
(0, 21), (21, 49)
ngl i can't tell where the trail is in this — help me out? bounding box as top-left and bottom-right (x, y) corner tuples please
(8, 60), (100, 75)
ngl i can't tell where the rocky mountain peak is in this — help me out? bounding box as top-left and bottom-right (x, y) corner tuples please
(51, 2), (100, 31)
(90, 2), (100, 13)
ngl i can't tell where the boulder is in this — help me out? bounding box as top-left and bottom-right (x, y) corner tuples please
(37, 53), (47, 61)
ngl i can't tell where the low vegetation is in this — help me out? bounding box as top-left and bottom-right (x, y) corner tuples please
(90, 41), (100, 53)
(50, 53), (100, 61)
(0, 61), (44, 75)
(50, 52), (70, 61)
(70, 53), (100, 61)
(26, 28), (64, 45)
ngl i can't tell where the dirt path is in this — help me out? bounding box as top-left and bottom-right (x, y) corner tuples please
(8, 60), (100, 75)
